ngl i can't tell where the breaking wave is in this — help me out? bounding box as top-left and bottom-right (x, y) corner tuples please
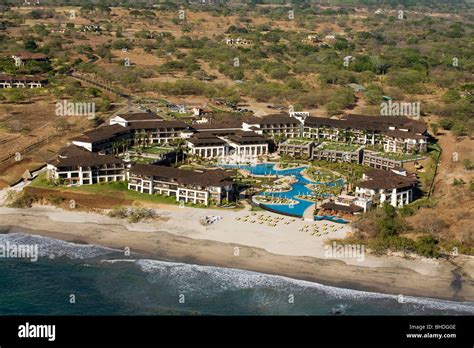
(0, 233), (118, 260)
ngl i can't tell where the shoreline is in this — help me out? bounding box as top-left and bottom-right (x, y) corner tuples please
(0, 206), (473, 302)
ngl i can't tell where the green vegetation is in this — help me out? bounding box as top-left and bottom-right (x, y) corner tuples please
(7, 192), (38, 208)
(108, 206), (157, 223)
(369, 151), (423, 161)
(463, 159), (474, 171)
(306, 167), (342, 183)
(319, 142), (360, 152)
(398, 197), (436, 217)
(417, 143), (441, 194)
(311, 160), (367, 181)
(31, 175), (178, 205)
(285, 138), (313, 145)
(353, 203), (442, 258)
(1, 2), (471, 134)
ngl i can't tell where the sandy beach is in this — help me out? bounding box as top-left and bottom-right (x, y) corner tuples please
(0, 205), (473, 302)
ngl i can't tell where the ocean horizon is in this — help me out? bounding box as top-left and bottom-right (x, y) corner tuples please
(1, 232), (473, 316)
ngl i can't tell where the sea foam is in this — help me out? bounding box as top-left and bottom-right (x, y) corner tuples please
(0, 233), (117, 260)
(124, 258), (474, 314)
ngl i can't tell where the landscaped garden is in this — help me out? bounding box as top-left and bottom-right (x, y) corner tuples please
(254, 195), (297, 205)
(305, 166), (342, 183)
(369, 151), (425, 161)
(319, 142), (360, 152)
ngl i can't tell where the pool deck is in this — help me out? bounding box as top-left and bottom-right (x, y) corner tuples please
(222, 162), (345, 219)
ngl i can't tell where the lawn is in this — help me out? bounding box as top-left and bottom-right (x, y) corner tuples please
(306, 167), (342, 182)
(319, 142), (360, 152)
(30, 173), (181, 205)
(370, 151), (424, 161)
(30, 173), (242, 209)
(285, 138), (313, 145)
(139, 146), (174, 155)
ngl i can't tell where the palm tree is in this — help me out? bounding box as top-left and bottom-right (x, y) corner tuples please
(171, 138), (186, 165)
(346, 130), (355, 145)
(111, 141), (119, 155)
(146, 131), (152, 147)
(139, 130), (147, 149)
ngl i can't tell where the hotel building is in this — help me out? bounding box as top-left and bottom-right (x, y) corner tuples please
(128, 164), (234, 205)
(355, 168), (418, 207)
(47, 146), (126, 185)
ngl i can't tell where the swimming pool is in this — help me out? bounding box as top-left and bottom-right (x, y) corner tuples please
(222, 163), (345, 218)
(315, 215), (350, 224)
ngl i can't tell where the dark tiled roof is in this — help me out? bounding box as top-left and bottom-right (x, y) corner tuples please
(127, 120), (188, 130)
(305, 114), (427, 135)
(320, 202), (363, 213)
(194, 129), (237, 137)
(58, 145), (91, 157)
(382, 130), (427, 140)
(72, 124), (129, 143)
(225, 131), (267, 145)
(245, 113), (300, 125)
(130, 164), (233, 187)
(356, 169), (417, 190)
(51, 153), (123, 168)
(0, 74), (46, 82)
(191, 121), (242, 130)
(343, 114), (427, 134)
(117, 112), (163, 122)
(187, 136), (227, 146)
(73, 121), (188, 144)
(305, 116), (382, 131)
(12, 52), (48, 60)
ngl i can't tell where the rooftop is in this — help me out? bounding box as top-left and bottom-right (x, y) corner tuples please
(127, 120), (188, 130)
(225, 131), (267, 145)
(12, 52), (48, 60)
(116, 112), (163, 122)
(0, 74), (46, 82)
(50, 151), (123, 168)
(244, 113), (300, 125)
(356, 168), (417, 190)
(191, 121), (243, 131)
(72, 124), (129, 143)
(321, 202), (363, 213)
(305, 114), (427, 136)
(130, 164), (234, 188)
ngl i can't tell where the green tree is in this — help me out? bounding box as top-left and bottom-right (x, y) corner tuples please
(377, 203), (406, 239)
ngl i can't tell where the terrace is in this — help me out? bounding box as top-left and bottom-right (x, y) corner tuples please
(221, 162), (345, 218)
(368, 151), (423, 161)
(285, 138), (313, 145)
(319, 142), (360, 152)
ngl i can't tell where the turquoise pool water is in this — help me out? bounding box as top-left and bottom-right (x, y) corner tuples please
(315, 215), (350, 224)
(222, 163), (344, 218)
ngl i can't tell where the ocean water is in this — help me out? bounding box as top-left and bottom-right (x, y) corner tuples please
(0, 233), (473, 316)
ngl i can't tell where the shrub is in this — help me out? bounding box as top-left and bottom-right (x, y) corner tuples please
(108, 206), (156, 223)
(414, 235), (440, 258)
(48, 194), (65, 206)
(453, 178), (465, 186)
(463, 159), (474, 170)
(8, 193), (38, 208)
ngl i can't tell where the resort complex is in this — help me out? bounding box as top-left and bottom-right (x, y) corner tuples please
(45, 110), (430, 218)
(1, 1), (473, 324)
